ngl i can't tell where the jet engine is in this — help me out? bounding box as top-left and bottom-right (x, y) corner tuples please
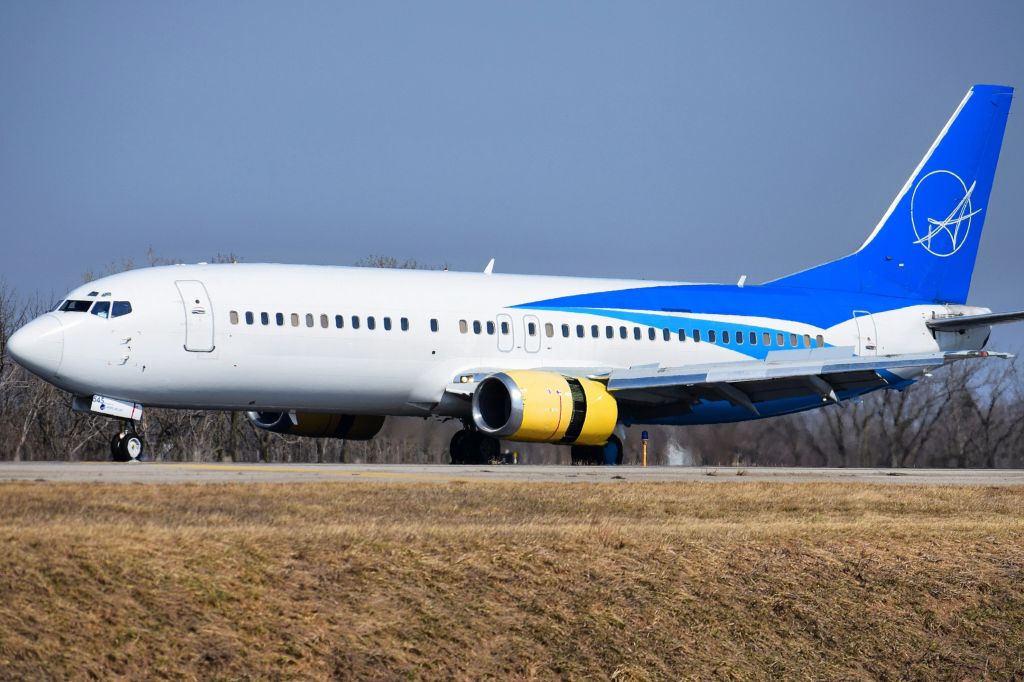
(471, 370), (617, 445)
(246, 411), (385, 440)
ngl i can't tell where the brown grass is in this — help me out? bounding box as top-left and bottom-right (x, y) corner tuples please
(0, 480), (1022, 680)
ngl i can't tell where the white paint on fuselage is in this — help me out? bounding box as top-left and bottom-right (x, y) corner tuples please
(35, 263), (987, 419)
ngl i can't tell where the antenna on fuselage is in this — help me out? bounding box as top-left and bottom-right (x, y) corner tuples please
(483, 258), (495, 275)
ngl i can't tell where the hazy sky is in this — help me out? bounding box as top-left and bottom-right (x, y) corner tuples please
(2, 2), (1023, 344)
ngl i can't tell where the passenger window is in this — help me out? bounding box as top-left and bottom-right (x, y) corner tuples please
(577, 325), (585, 338)
(708, 330), (717, 343)
(305, 314), (314, 328)
(527, 322), (537, 336)
(648, 328), (656, 341)
(91, 301), (110, 319)
(693, 329), (702, 342)
(112, 301), (132, 318)
(544, 322), (554, 338)
(605, 326), (614, 339)
(473, 320), (481, 334)
(261, 312), (269, 326)
(401, 317), (409, 331)
(749, 332), (757, 345)
(561, 324), (570, 338)
(662, 328), (670, 341)
(678, 329), (686, 342)
(229, 310), (239, 325)
(321, 314), (329, 329)
(383, 317), (392, 331)
(352, 316), (361, 329)
(763, 332), (771, 346)
(619, 326), (627, 339)
(459, 320), (468, 334)
(367, 316), (376, 330)
(276, 313), (284, 326)
(245, 312), (254, 325)
(816, 334), (825, 347)
(592, 325), (599, 338)
(735, 330), (742, 345)
(291, 313), (299, 327)
(486, 321), (495, 335)
(790, 333), (799, 347)
(633, 327), (641, 340)
(430, 318), (439, 332)
(804, 333), (812, 348)
(500, 320), (509, 335)
(722, 330), (730, 344)
(335, 315), (344, 329)
(777, 333), (785, 346)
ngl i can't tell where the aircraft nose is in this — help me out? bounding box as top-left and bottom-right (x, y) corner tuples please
(8, 314), (64, 378)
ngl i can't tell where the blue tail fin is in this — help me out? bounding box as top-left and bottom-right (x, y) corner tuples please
(768, 84), (1013, 303)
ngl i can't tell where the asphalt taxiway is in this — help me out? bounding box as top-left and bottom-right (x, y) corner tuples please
(1, 462), (1023, 485)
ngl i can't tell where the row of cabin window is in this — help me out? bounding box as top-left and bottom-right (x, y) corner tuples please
(229, 311), (430, 332)
(458, 318), (825, 349)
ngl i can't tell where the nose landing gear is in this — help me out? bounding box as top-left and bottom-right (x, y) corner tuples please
(110, 424), (145, 462)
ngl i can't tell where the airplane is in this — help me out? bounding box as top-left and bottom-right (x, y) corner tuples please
(8, 84), (1023, 464)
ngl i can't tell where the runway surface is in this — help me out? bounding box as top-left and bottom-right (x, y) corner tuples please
(1, 462), (1023, 485)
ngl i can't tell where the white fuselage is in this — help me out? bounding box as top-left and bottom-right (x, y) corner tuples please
(14, 263), (988, 424)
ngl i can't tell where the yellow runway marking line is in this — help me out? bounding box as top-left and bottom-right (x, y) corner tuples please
(161, 463), (470, 483)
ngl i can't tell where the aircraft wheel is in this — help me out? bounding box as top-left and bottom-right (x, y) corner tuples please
(449, 430), (468, 465)
(570, 445), (600, 466)
(120, 434), (144, 461)
(476, 434), (500, 464)
(110, 433), (123, 461)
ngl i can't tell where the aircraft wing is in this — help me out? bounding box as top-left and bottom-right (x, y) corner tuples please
(926, 309), (1024, 332)
(604, 349), (1009, 417)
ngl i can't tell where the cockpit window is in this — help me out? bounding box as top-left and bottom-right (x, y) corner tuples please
(90, 301), (110, 319)
(60, 300), (93, 312)
(111, 301), (132, 318)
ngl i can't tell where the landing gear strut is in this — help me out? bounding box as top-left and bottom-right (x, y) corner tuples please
(449, 428), (500, 465)
(110, 423), (145, 462)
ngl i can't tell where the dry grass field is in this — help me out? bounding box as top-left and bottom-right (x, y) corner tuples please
(0, 480), (1022, 680)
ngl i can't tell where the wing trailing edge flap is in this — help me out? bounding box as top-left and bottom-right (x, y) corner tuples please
(607, 349), (1011, 411)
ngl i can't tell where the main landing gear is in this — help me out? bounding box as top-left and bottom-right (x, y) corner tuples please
(449, 428), (500, 465)
(110, 423), (145, 462)
(570, 435), (624, 466)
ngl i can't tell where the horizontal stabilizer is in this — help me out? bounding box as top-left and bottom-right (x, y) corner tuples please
(927, 309), (1024, 331)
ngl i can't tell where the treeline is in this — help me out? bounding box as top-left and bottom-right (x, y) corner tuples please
(1, 257), (1022, 467)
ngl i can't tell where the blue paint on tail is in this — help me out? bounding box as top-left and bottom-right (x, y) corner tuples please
(767, 84), (1013, 304)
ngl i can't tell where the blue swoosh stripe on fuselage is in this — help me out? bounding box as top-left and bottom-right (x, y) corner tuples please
(514, 283), (928, 329)
(521, 306), (816, 360)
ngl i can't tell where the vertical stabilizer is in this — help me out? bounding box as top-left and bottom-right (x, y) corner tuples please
(768, 85), (1013, 303)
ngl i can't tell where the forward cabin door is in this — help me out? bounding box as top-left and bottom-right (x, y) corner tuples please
(176, 280), (215, 352)
(852, 310), (878, 356)
(496, 313), (514, 352)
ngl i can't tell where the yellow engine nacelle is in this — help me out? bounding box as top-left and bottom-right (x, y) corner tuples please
(471, 370), (618, 445)
(246, 411), (385, 440)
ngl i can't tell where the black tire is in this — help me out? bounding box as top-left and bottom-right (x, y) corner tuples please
(477, 435), (500, 463)
(119, 434), (144, 461)
(460, 431), (485, 465)
(449, 430), (468, 464)
(570, 445), (601, 466)
(110, 433), (123, 461)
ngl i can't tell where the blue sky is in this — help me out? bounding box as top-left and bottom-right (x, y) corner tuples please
(2, 1), (1023, 345)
